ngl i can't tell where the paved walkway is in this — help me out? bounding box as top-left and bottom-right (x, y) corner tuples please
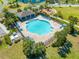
(50, 15), (79, 30)
(48, 4), (79, 7)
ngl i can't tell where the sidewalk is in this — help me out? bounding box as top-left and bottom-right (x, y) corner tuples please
(50, 15), (79, 30)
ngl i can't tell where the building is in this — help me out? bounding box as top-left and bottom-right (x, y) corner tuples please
(0, 23), (9, 37)
(17, 10), (36, 22)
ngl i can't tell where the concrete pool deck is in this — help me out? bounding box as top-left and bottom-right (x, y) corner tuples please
(17, 15), (63, 45)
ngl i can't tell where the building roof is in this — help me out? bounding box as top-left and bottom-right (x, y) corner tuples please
(41, 8), (57, 15)
(17, 10), (35, 18)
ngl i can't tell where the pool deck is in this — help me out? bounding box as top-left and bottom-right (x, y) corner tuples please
(17, 15), (63, 45)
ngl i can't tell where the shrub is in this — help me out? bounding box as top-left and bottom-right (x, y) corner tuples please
(4, 35), (12, 45)
(17, 9), (22, 12)
(3, 8), (8, 13)
(24, 7), (28, 11)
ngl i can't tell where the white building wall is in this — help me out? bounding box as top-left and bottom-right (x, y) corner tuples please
(0, 23), (9, 36)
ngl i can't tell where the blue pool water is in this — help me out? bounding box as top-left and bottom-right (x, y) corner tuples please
(19, 0), (45, 3)
(26, 20), (52, 35)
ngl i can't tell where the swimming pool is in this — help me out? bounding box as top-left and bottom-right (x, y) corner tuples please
(26, 20), (53, 35)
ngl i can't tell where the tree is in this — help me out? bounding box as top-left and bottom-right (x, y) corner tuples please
(17, 9), (22, 12)
(68, 16), (78, 34)
(4, 11), (24, 37)
(65, 0), (69, 4)
(31, 42), (46, 59)
(3, 8), (8, 13)
(52, 25), (70, 47)
(52, 30), (67, 47)
(15, 0), (18, 7)
(0, 0), (3, 4)
(4, 12), (18, 28)
(52, 25), (72, 57)
(24, 7), (28, 11)
(9, 0), (19, 8)
(68, 16), (78, 25)
(77, 0), (79, 3)
(74, 17), (78, 24)
(23, 38), (35, 57)
(40, 5), (45, 9)
(62, 25), (71, 36)
(23, 37), (46, 59)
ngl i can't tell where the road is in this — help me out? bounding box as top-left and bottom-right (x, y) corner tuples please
(48, 4), (79, 7)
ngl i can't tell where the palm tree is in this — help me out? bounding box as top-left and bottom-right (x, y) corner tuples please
(4, 12), (25, 37)
(15, 0), (19, 7)
(23, 38), (35, 57)
(23, 38), (35, 58)
(52, 29), (67, 47)
(68, 16), (78, 34)
(23, 38), (46, 59)
(74, 17), (78, 24)
(9, 0), (19, 8)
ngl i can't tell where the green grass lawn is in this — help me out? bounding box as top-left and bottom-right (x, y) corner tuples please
(0, 40), (26, 59)
(54, 7), (79, 26)
(54, 7), (79, 20)
(0, 35), (79, 59)
(46, 35), (79, 59)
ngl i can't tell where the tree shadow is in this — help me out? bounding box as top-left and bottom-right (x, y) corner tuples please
(70, 30), (79, 37)
(58, 51), (67, 58)
(58, 40), (72, 58)
(65, 40), (72, 48)
(77, 31), (79, 35)
(27, 54), (48, 59)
